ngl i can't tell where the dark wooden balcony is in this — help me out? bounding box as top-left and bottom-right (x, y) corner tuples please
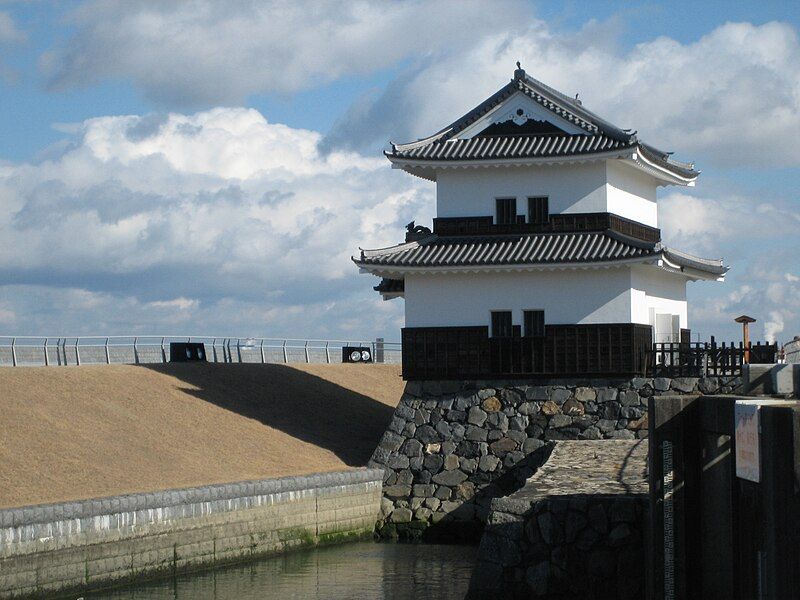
(401, 323), (653, 380)
(432, 212), (660, 243)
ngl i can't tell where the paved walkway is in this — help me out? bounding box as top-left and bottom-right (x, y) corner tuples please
(493, 440), (648, 515)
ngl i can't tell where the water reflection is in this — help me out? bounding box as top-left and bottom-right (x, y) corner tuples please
(87, 542), (476, 599)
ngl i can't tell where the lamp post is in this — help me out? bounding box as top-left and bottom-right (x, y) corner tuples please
(734, 315), (756, 364)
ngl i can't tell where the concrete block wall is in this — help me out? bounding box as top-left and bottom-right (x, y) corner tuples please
(743, 363), (799, 396)
(0, 469), (383, 599)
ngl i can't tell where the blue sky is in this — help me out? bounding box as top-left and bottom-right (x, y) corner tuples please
(0, 0), (798, 343)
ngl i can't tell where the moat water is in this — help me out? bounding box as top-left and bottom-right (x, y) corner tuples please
(86, 542), (477, 599)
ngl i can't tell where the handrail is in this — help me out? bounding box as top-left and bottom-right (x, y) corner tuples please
(0, 335), (401, 367)
(0, 335), (395, 344)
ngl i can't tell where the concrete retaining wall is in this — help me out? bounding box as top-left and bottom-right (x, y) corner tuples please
(369, 376), (737, 541)
(0, 469), (383, 599)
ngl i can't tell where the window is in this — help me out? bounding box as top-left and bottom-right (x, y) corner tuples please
(495, 198), (517, 225)
(524, 310), (545, 337)
(528, 196), (549, 225)
(491, 311), (513, 338)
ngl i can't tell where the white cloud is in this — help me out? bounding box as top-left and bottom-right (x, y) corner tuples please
(688, 264), (800, 344)
(658, 191), (800, 343)
(0, 11), (25, 45)
(0, 107), (433, 337)
(40, 0), (527, 107)
(146, 297), (199, 311)
(0, 11), (25, 82)
(658, 192), (799, 256)
(764, 310), (787, 343)
(325, 20), (800, 167)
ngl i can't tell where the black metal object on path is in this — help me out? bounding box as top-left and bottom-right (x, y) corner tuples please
(169, 342), (207, 362)
(342, 346), (373, 363)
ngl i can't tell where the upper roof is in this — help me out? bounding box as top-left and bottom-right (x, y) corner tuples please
(386, 65), (699, 184)
(354, 230), (727, 281)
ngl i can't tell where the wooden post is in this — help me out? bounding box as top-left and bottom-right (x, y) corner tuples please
(735, 315), (757, 364)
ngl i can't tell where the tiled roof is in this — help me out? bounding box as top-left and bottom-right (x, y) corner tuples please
(357, 232), (653, 268)
(390, 133), (633, 161)
(355, 231), (727, 278)
(661, 247), (728, 276)
(387, 68), (698, 180)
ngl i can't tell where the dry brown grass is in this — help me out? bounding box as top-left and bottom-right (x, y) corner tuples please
(0, 363), (404, 508)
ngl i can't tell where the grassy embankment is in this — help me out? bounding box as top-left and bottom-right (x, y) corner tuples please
(0, 363), (404, 508)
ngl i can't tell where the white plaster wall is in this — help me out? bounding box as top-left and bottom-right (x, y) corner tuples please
(435, 160), (660, 226)
(436, 162), (608, 219)
(630, 265), (688, 332)
(605, 161), (659, 227)
(404, 268), (633, 328)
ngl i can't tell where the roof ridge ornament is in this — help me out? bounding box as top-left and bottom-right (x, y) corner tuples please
(514, 61), (525, 80)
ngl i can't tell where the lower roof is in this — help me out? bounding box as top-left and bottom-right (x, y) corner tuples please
(354, 231), (727, 281)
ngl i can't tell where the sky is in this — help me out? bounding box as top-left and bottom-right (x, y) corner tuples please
(0, 0), (798, 344)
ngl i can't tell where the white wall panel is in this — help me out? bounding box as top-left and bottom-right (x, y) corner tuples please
(605, 161), (659, 227)
(436, 162), (607, 219)
(404, 268), (633, 328)
(630, 265), (688, 331)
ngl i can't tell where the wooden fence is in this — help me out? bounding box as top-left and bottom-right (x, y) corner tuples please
(401, 323), (653, 380)
(651, 338), (778, 377)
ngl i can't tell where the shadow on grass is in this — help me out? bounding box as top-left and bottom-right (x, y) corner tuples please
(139, 362), (398, 467)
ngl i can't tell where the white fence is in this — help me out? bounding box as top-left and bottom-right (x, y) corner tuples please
(0, 336), (401, 367)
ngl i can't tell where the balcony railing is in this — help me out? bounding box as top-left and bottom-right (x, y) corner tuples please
(651, 339), (778, 377)
(432, 212), (661, 243)
(401, 323), (653, 380)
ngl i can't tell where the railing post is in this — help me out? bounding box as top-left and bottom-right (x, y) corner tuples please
(325, 341), (330, 364)
(237, 338), (242, 363)
(43, 337), (49, 366)
(304, 340), (310, 363)
(133, 337), (139, 364)
(11, 337), (16, 367)
(226, 339), (232, 363)
(211, 338), (217, 363)
(105, 337), (111, 364)
(160, 337), (166, 363)
(375, 337), (384, 363)
(282, 340), (288, 364)
(61, 338), (67, 365)
(260, 339), (265, 364)
(75, 338), (81, 366)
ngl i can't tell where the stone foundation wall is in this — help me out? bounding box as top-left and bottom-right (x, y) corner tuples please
(0, 469), (382, 599)
(468, 440), (649, 599)
(369, 376), (738, 540)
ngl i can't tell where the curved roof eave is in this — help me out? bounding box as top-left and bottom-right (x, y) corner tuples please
(385, 69), (699, 179)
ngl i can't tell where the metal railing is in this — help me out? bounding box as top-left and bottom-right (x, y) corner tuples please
(0, 336), (402, 367)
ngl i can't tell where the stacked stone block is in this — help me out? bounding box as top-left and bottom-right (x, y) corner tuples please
(369, 376), (737, 538)
(468, 440), (649, 599)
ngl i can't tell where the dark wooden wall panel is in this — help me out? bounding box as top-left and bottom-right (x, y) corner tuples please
(402, 323), (653, 380)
